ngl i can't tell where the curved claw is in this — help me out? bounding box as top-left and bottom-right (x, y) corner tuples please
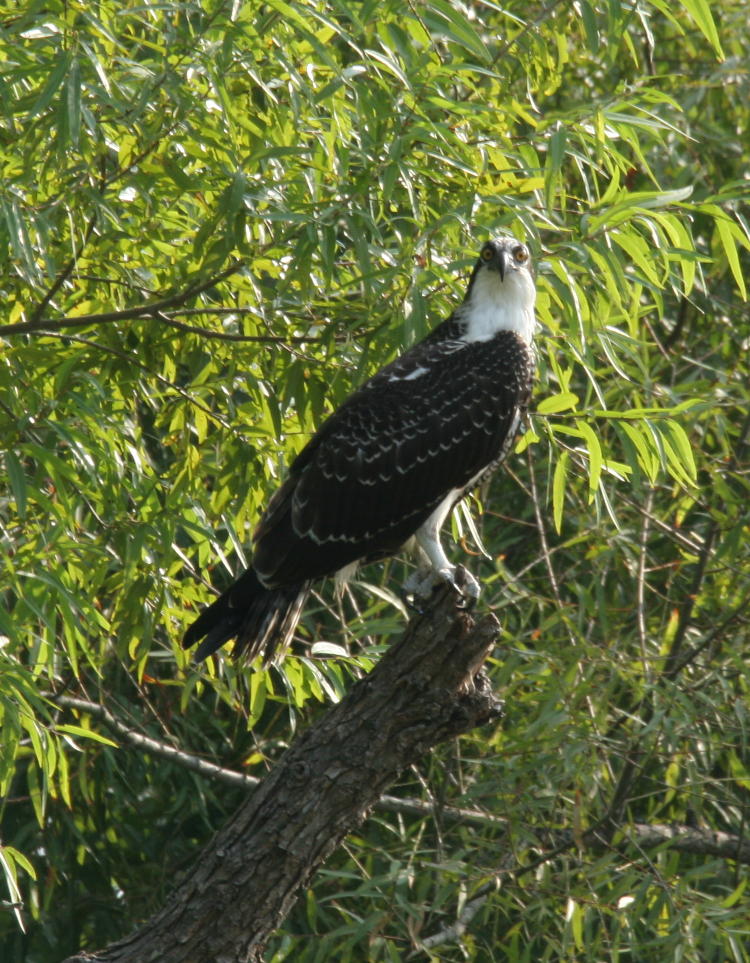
(446, 566), (481, 608)
(404, 565), (482, 610)
(401, 589), (426, 615)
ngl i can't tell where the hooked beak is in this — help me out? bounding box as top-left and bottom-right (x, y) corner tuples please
(489, 248), (509, 281)
(499, 248), (511, 281)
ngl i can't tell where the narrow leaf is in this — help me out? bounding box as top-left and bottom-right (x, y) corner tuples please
(552, 450), (569, 533)
(56, 724), (118, 748)
(715, 216), (747, 299)
(679, 0), (724, 59)
(4, 450), (27, 519)
(576, 420), (603, 496)
(536, 392), (580, 415)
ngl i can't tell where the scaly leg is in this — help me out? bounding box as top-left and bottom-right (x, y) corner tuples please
(403, 496), (481, 604)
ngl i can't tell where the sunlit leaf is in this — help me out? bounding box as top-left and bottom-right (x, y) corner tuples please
(536, 392), (580, 415)
(552, 450), (569, 534)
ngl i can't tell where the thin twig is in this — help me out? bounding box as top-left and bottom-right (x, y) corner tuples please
(28, 213), (99, 324)
(636, 488), (654, 677)
(56, 695), (256, 788)
(53, 695), (508, 829)
(415, 818), (750, 954)
(661, 519), (716, 679)
(618, 491), (703, 555)
(601, 406), (750, 825)
(44, 333), (237, 433)
(664, 592), (750, 681)
(0, 261), (242, 337)
(149, 311), (333, 347)
(525, 446), (563, 607)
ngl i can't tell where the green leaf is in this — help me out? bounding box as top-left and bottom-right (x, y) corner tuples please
(659, 419), (697, 486)
(576, 419), (603, 496)
(552, 450), (569, 534)
(617, 422), (659, 481)
(721, 878), (748, 909)
(714, 215), (747, 299)
(29, 50), (72, 118)
(66, 55), (81, 148)
(0, 845), (32, 933)
(421, 0), (492, 62)
(310, 642), (350, 658)
(4, 450), (27, 519)
(677, 0), (725, 59)
(56, 724), (119, 748)
(587, 187), (693, 232)
(1, 846), (36, 881)
(536, 392), (579, 415)
(249, 669), (268, 725)
(579, 1), (599, 54)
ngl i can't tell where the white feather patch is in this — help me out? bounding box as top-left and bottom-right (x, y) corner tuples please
(459, 266), (536, 345)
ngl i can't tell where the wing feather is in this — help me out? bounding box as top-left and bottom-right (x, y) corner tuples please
(253, 329), (533, 586)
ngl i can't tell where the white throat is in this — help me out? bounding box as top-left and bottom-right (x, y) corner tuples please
(458, 268), (536, 345)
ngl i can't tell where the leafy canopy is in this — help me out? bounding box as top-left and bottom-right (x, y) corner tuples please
(1, 0), (749, 960)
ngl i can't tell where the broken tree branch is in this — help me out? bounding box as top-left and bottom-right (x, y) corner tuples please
(62, 572), (502, 963)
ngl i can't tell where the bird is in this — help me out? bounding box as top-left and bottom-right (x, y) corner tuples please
(183, 236), (537, 664)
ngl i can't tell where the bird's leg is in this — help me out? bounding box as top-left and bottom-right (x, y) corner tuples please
(405, 526), (481, 607)
(402, 546), (433, 611)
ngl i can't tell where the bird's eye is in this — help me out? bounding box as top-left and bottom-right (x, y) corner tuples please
(481, 246), (494, 261)
(514, 246), (529, 263)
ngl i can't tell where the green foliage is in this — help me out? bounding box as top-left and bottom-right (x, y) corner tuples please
(1, 0), (749, 960)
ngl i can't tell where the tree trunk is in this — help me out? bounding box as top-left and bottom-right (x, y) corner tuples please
(64, 573), (501, 963)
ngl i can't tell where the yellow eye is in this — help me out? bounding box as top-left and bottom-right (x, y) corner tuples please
(514, 245), (529, 263)
(481, 246), (494, 261)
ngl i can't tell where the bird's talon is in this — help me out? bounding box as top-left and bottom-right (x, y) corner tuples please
(456, 590), (477, 611)
(404, 565), (482, 610)
(403, 568), (438, 602)
(401, 590), (426, 614)
(449, 567), (481, 607)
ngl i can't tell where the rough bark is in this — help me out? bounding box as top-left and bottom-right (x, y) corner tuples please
(64, 572), (502, 963)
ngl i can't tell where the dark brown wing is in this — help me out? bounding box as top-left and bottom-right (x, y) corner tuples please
(252, 328), (533, 586)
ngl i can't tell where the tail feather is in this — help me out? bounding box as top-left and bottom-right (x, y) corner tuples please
(183, 568), (310, 664)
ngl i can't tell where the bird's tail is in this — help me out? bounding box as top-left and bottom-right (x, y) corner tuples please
(183, 568), (310, 664)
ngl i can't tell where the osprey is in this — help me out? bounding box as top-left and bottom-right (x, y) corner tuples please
(184, 237), (536, 663)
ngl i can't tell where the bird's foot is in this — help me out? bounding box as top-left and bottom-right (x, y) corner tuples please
(403, 564), (481, 611)
(446, 565), (481, 609)
(402, 568), (433, 612)
(403, 568), (437, 601)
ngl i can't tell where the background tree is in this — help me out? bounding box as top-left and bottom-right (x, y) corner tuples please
(1, 0), (749, 960)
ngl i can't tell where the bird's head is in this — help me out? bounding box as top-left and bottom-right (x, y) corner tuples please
(460, 237), (536, 344)
(468, 237), (535, 296)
